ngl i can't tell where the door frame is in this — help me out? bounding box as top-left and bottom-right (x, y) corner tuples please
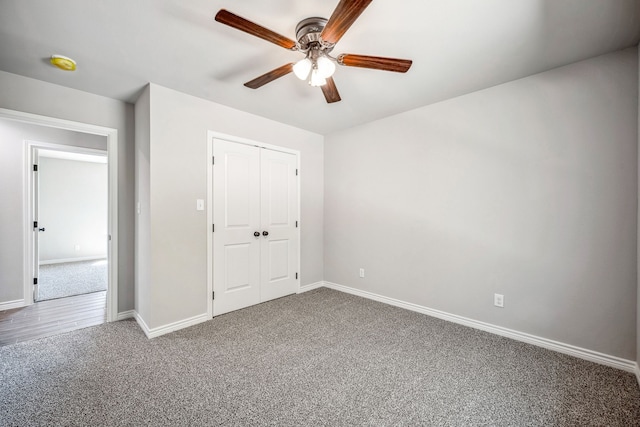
(206, 130), (301, 318)
(0, 108), (119, 322)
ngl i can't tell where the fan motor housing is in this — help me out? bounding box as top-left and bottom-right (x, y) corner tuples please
(295, 17), (331, 51)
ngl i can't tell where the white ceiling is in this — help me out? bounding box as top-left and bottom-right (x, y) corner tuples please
(0, 0), (639, 135)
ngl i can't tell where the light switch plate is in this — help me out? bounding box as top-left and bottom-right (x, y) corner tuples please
(196, 199), (205, 211)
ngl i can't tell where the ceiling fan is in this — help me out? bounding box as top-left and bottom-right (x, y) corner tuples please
(214, 0), (413, 103)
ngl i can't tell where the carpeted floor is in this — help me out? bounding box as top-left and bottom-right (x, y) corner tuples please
(37, 259), (107, 301)
(1, 288), (638, 426)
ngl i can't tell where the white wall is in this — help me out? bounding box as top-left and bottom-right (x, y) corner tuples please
(324, 48), (638, 360)
(38, 157), (108, 262)
(0, 120), (106, 302)
(136, 83), (324, 330)
(134, 85), (151, 323)
(0, 71), (135, 312)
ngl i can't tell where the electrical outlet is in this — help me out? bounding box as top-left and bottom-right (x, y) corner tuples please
(74, 244), (81, 251)
(494, 293), (504, 308)
(359, 268), (365, 278)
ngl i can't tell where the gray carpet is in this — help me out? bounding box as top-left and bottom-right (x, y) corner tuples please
(1, 288), (638, 426)
(37, 259), (107, 301)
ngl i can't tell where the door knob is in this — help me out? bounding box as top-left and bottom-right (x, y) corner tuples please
(262, 231), (269, 237)
(254, 231), (260, 237)
(38, 228), (45, 232)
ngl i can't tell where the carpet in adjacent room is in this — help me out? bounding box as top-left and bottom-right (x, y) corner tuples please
(37, 259), (107, 301)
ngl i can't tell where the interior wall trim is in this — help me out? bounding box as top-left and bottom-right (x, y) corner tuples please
(635, 364), (640, 388)
(321, 281), (637, 373)
(133, 311), (209, 339)
(0, 299), (25, 311)
(117, 310), (135, 321)
(298, 281), (324, 293)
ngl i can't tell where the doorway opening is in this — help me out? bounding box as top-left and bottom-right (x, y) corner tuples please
(34, 148), (108, 303)
(0, 108), (118, 345)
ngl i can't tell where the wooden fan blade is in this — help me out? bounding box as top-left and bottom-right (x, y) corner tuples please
(321, 77), (341, 103)
(215, 9), (297, 50)
(244, 63), (294, 89)
(321, 0), (373, 45)
(338, 54), (412, 73)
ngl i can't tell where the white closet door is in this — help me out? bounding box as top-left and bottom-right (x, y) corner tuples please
(259, 148), (298, 302)
(213, 139), (261, 316)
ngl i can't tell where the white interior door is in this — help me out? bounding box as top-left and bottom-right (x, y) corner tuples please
(260, 148), (298, 302)
(213, 139), (261, 315)
(213, 139), (298, 316)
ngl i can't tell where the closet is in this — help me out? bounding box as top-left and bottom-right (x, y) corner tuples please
(212, 138), (299, 315)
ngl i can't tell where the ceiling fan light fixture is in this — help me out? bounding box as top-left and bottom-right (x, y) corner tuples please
(293, 58), (312, 80)
(316, 56), (336, 79)
(215, 2), (412, 103)
(309, 69), (327, 87)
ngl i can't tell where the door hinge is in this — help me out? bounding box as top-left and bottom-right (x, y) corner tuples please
(212, 156), (215, 165)
(33, 164), (38, 172)
(33, 278), (38, 285)
(296, 168), (298, 176)
(295, 272), (298, 280)
(33, 221), (37, 229)
(212, 291), (215, 300)
(212, 224), (215, 232)
(295, 220), (298, 228)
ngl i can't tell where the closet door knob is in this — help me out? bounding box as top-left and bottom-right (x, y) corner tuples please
(262, 231), (269, 237)
(254, 231), (260, 237)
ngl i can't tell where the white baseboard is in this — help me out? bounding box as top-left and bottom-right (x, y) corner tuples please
(298, 281), (325, 293)
(322, 281), (637, 373)
(133, 311), (210, 339)
(40, 256), (107, 265)
(635, 364), (640, 388)
(0, 299), (26, 311)
(132, 311), (151, 336)
(116, 310), (135, 321)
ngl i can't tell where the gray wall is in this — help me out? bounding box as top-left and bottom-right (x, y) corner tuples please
(136, 83), (324, 330)
(39, 157), (108, 262)
(0, 120), (106, 302)
(0, 71), (135, 313)
(324, 48), (638, 360)
(637, 44), (640, 374)
(134, 85), (151, 322)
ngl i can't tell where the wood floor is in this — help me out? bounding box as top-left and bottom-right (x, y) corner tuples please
(0, 291), (106, 347)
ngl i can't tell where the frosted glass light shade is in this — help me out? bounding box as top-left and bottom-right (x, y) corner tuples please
(309, 69), (327, 87)
(316, 56), (335, 79)
(293, 58), (312, 80)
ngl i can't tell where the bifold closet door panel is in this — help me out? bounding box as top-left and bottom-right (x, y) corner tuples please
(212, 139), (261, 316)
(259, 148), (298, 303)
